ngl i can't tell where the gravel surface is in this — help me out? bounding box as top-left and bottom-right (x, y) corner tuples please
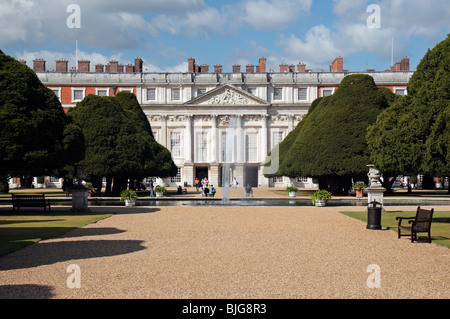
(0, 204), (449, 299)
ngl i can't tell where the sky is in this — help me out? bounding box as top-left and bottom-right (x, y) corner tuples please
(1, 0), (449, 73)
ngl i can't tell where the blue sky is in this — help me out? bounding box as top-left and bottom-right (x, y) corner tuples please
(1, 0), (448, 73)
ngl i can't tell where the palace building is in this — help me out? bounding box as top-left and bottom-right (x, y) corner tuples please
(10, 56), (413, 189)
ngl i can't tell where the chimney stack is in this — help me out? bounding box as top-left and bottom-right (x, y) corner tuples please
(289, 64), (295, 72)
(279, 63), (288, 72)
(214, 64), (222, 73)
(109, 60), (119, 73)
(134, 57), (143, 73)
(78, 59), (90, 72)
(246, 64), (254, 73)
(18, 59), (27, 65)
(199, 64), (209, 73)
(258, 57), (266, 73)
(117, 64), (124, 73)
(33, 58), (46, 72)
(126, 64), (134, 73)
(400, 57), (410, 71)
(232, 64), (241, 73)
(56, 59), (68, 72)
(95, 64), (104, 73)
(188, 57), (196, 73)
(297, 62), (306, 72)
(330, 57), (344, 72)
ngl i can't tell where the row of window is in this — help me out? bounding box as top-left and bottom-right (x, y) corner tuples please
(146, 87), (314, 102)
(169, 131), (284, 163)
(50, 87), (134, 103)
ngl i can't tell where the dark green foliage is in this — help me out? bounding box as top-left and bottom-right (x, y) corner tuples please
(0, 50), (84, 183)
(271, 74), (392, 193)
(367, 34), (450, 180)
(68, 92), (176, 194)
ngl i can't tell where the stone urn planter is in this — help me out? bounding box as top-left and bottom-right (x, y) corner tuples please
(310, 189), (332, 207)
(286, 185), (298, 198)
(120, 189), (137, 207)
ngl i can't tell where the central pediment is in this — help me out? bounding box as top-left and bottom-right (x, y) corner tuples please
(184, 84), (270, 106)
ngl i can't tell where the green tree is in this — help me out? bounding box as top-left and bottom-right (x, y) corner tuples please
(367, 34), (450, 191)
(68, 92), (176, 195)
(0, 50), (84, 192)
(270, 74), (393, 194)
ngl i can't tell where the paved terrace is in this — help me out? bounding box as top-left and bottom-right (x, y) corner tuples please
(0, 203), (448, 299)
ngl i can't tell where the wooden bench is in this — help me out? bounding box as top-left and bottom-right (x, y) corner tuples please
(396, 206), (434, 243)
(11, 194), (51, 212)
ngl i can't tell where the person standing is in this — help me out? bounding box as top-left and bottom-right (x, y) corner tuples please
(195, 177), (200, 191)
(149, 180), (154, 198)
(232, 177), (238, 190)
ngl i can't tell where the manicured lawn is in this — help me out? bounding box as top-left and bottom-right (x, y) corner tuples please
(340, 210), (450, 248)
(0, 212), (113, 257)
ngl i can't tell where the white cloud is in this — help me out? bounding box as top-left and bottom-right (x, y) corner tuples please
(238, 0), (312, 31)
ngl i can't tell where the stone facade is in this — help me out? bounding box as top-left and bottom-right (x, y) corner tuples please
(10, 56), (413, 188)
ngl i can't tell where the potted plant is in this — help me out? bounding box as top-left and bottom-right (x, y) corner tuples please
(120, 189), (137, 206)
(353, 181), (366, 198)
(310, 189), (332, 207)
(154, 185), (166, 197)
(286, 185), (298, 198)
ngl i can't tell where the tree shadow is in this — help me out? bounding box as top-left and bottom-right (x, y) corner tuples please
(0, 239), (146, 271)
(61, 227), (126, 238)
(0, 284), (55, 299)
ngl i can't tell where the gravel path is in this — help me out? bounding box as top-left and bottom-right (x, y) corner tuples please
(0, 205), (449, 299)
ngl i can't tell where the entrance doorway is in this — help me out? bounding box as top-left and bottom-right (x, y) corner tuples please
(195, 166), (209, 181)
(245, 166), (258, 187)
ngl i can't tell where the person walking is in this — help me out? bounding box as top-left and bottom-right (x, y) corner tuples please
(232, 177), (238, 190)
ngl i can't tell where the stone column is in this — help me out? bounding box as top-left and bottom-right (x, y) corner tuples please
(211, 115), (217, 163)
(288, 115), (294, 132)
(185, 115), (192, 163)
(236, 115), (243, 164)
(260, 114), (268, 164)
(161, 115), (168, 148)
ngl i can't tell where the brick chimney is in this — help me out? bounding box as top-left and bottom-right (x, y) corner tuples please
(188, 57), (196, 73)
(232, 64), (241, 73)
(134, 57), (143, 73)
(289, 64), (295, 72)
(18, 59), (27, 65)
(400, 57), (410, 71)
(117, 64), (124, 73)
(279, 63), (288, 72)
(95, 64), (104, 73)
(214, 64), (222, 73)
(105, 64), (111, 72)
(297, 62), (306, 73)
(199, 64), (209, 73)
(258, 57), (266, 73)
(78, 59), (90, 72)
(33, 59), (46, 72)
(56, 59), (68, 72)
(126, 64), (134, 73)
(330, 57), (343, 72)
(109, 60), (119, 73)
(246, 64), (254, 73)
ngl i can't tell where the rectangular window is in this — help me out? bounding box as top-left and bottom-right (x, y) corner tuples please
(322, 89), (333, 97)
(246, 133), (258, 163)
(48, 176), (60, 183)
(273, 176), (284, 183)
(96, 89), (108, 97)
(395, 89), (406, 96)
(147, 88), (156, 100)
(197, 88), (206, 96)
(298, 88), (307, 100)
(274, 88), (283, 101)
(171, 168), (182, 183)
(272, 131), (284, 148)
(221, 132), (227, 162)
(170, 132), (181, 157)
(297, 177), (308, 183)
(196, 132), (208, 162)
(172, 88), (180, 101)
(73, 89), (84, 101)
(51, 89), (60, 99)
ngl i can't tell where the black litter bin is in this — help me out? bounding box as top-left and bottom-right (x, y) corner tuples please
(367, 201), (382, 230)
